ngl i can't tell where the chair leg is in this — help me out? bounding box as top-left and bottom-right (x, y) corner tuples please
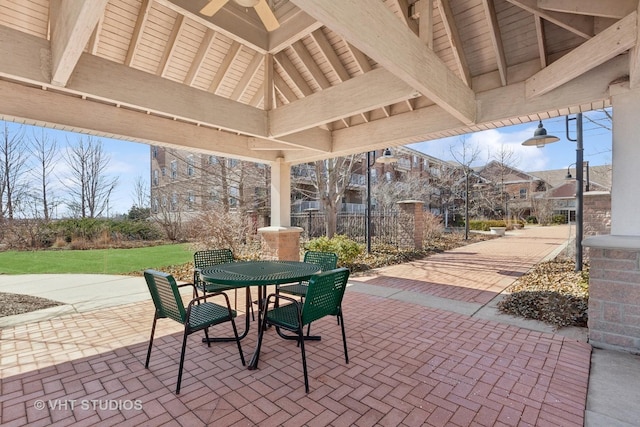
(229, 315), (246, 366)
(298, 327), (309, 393)
(145, 314), (158, 368)
(339, 311), (348, 364)
(203, 327), (211, 347)
(176, 328), (189, 395)
(249, 305), (268, 370)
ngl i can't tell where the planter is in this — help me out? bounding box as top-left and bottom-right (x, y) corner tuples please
(490, 226), (506, 236)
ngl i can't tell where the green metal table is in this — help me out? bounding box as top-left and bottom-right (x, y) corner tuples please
(199, 260), (320, 336)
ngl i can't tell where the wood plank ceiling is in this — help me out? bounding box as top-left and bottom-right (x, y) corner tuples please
(0, 0), (635, 164)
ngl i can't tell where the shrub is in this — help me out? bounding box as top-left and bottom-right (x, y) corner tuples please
(526, 216), (538, 224)
(468, 220), (506, 231)
(305, 235), (363, 265)
(552, 214), (567, 224)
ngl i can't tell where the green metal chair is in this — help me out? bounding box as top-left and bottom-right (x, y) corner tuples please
(277, 251), (338, 299)
(193, 248), (254, 321)
(143, 269), (245, 394)
(252, 267), (350, 393)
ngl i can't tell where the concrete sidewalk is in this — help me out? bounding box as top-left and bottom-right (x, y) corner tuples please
(1, 225), (639, 426)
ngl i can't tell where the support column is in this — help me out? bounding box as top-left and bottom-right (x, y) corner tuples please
(583, 84), (640, 352)
(396, 200), (424, 250)
(258, 158), (302, 260)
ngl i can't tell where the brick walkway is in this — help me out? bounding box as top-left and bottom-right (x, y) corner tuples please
(0, 226), (591, 426)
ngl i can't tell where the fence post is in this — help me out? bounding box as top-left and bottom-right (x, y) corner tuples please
(396, 200), (424, 250)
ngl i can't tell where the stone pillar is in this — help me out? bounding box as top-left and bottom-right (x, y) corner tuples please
(396, 200), (424, 250)
(258, 226), (303, 261)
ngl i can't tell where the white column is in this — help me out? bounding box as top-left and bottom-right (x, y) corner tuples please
(611, 85), (640, 236)
(270, 157), (291, 227)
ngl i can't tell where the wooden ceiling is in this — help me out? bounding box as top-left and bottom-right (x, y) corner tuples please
(0, 0), (635, 164)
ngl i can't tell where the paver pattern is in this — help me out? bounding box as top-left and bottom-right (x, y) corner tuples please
(0, 226), (591, 426)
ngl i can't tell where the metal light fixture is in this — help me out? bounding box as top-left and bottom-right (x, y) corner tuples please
(521, 121), (560, 147)
(375, 148), (397, 164)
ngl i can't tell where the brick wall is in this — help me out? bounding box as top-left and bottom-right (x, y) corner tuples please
(584, 191), (611, 237)
(588, 246), (640, 352)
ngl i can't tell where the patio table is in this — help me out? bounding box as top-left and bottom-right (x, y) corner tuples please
(198, 260), (321, 360)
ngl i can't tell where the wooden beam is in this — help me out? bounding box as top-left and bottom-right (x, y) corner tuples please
(274, 51), (313, 96)
(49, 0), (109, 87)
(436, 0), (472, 86)
(310, 28), (351, 82)
(482, 0), (507, 86)
(290, 40), (331, 89)
(526, 11), (637, 98)
(631, 2), (640, 88)
(268, 8), (324, 53)
(537, 0), (637, 19)
(291, 0), (476, 125)
(0, 79), (279, 163)
(231, 52), (262, 100)
(506, 0), (594, 39)
(269, 68), (418, 137)
(417, 0), (434, 48)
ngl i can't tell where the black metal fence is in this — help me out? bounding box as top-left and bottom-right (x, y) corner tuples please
(291, 210), (399, 245)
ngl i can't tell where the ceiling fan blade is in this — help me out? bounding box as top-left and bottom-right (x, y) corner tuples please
(254, 0), (280, 31)
(200, 0), (229, 16)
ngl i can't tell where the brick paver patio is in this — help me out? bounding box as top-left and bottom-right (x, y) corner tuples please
(0, 226), (591, 426)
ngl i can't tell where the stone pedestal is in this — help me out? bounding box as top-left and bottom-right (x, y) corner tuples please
(258, 226), (303, 261)
(397, 200), (424, 250)
(584, 235), (640, 352)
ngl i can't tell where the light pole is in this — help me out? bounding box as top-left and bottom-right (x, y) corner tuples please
(366, 148), (396, 253)
(522, 117), (584, 272)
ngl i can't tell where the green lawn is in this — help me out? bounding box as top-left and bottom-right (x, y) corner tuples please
(0, 244), (193, 275)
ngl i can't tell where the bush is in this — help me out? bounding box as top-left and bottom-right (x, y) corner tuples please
(305, 235), (363, 265)
(468, 220), (506, 231)
(526, 216), (538, 224)
(552, 214), (567, 224)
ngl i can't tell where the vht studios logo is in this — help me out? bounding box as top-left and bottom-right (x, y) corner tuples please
(34, 399), (143, 411)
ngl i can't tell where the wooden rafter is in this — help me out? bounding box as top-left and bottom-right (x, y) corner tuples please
(506, 0), (593, 39)
(534, 15), (547, 68)
(482, 0), (507, 86)
(291, 0), (476, 125)
(526, 11), (637, 98)
(290, 40), (331, 89)
(436, 0), (471, 87)
(157, 15), (185, 77)
(184, 29), (217, 86)
(231, 52), (263, 100)
(537, 0), (637, 20)
(208, 41), (242, 93)
(125, 0), (151, 66)
(49, 0), (109, 87)
(274, 51), (313, 96)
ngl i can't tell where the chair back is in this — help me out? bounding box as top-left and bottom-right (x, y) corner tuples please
(301, 267), (350, 326)
(303, 251), (338, 271)
(194, 248), (234, 269)
(144, 269), (187, 324)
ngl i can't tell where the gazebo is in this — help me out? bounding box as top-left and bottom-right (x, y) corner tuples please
(1, 0), (639, 351)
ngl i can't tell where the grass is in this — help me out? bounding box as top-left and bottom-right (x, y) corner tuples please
(0, 244), (193, 275)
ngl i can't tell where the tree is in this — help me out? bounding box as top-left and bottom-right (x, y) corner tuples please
(449, 136), (482, 239)
(29, 128), (58, 220)
(490, 144), (520, 221)
(319, 156), (358, 238)
(63, 136), (118, 218)
(0, 123), (30, 219)
(131, 175), (150, 210)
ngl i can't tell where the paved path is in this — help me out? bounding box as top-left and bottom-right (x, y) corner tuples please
(0, 225), (638, 426)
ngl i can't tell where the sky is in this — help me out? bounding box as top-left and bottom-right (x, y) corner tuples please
(3, 109), (612, 216)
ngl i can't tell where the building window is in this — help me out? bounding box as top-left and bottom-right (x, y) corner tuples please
(187, 191), (195, 209)
(228, 158), (238, 168)
(170, 160), (177, 179)
(229, 186), (239, 208)
(187, 155), (195, 177)
(520, 188), (527, 199)
(152, 169), (159, 186)
(208, 155), (218, 165)
(152, 198), (159, 213)
(171, 192), (178, 211)
(151, 146), (158, 158)
(161, 167), (167, 176)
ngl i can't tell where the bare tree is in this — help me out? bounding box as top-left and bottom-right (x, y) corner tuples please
(450, 136), (482, 239)
(131, 175), (150, 209)
(0, 123), (30, 219)
(295, 156), (357, 238)
(29, 128), (58, 220)
(63, 136), (118, 218)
